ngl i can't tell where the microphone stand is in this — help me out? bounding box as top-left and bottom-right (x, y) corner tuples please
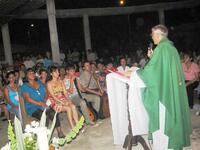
(123, 84), (150, 150)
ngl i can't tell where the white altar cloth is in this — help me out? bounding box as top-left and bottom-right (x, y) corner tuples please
(106, 71), (148, 145)
(106, 71), (171, 150)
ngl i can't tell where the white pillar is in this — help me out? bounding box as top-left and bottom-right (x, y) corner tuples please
(46, 0), (60, 64)
(83, 14), (92, 59)
(1, 23), (13, 65)
(158, 9), (165, 25)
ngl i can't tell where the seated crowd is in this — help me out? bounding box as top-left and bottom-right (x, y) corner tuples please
(0, 59), (116, 139)
(0, 50), (200, 139)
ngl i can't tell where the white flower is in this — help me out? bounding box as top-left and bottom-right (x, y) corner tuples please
(24, 124), (37, 134)
(24, 124), (32, 133)
(31, 121), (39, 128)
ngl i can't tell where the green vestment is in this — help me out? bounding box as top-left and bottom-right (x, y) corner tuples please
(137, 38), (192, 150)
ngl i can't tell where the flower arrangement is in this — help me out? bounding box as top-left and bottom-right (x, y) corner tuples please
(1, 109), (85, 150)
(1, 109), (56, 150)
(23, 121), (39, 150)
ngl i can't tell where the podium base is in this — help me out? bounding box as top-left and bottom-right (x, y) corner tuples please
(123, 135), (150, 150)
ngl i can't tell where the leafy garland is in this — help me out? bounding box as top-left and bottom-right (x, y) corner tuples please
(7, 121), (17, 150)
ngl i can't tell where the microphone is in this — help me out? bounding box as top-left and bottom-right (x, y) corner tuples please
(147, 42), (153, 56)
(144, 42), (154, 68)
(148, 42), (153, 50)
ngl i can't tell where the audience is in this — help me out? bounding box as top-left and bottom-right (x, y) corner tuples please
(4, 71), (20, 120)
(47, 66), (79, 130)
(182, 52), (200, 109)
(79, 61), (101, 115)
(0, 46), (199, 140)
(21, 68), (65, 138)
(117, 57), (130, 72)
(63, 64), (95, 125)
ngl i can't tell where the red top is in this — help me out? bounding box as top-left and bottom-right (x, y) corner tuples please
(182, 62), (200, 81)
(104, 68), (117, 75)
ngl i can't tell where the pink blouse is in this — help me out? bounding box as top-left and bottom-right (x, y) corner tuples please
(182, 62), (200, 81)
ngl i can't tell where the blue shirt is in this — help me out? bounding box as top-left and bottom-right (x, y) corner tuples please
(21, 81), (46, 116)
(6, 86), (19, 117)
(43, 58), (53, 69)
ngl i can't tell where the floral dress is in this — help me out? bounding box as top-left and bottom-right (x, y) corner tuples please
(49, 85), (68, 111)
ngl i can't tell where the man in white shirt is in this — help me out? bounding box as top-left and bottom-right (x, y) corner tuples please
(87, 49), (98, 62)
(23, 56), (35, 69)
(117, 57), (130, 72)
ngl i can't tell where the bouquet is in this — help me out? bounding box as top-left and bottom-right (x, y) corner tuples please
(1, 109), (56, 150)
(1, 109), (85, 150)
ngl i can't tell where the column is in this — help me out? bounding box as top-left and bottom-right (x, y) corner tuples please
(1, 23), (13, 65)
(158, 9), (165, 25)
(83, 14), (92, 59)
(46, 0), (60, 64)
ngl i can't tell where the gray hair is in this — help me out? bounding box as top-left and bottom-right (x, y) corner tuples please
(152, 24), (168, 37)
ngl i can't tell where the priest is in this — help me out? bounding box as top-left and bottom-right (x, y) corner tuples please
(136, 24), (192, 150)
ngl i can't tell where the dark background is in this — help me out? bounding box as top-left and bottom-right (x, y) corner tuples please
(0, 0), (200, 59)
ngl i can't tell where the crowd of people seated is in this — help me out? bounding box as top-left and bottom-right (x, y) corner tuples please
(0, 49), (200, 139)
(0, 53), (115, 139)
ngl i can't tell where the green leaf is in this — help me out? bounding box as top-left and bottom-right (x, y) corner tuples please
(8, 120), (17, 150)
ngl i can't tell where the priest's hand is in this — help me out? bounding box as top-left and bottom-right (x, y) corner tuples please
(147, 48), (153, 58)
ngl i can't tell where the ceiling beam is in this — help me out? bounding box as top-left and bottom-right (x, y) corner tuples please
(0, 0), (45, 25)
(18, 0), (200, 19)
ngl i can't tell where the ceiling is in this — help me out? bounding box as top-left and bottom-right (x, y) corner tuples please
(0, 0), (199, 26)
(52, 0), (191, 9)
(0, 0), (45, 26)
(0, 0), (198, 25)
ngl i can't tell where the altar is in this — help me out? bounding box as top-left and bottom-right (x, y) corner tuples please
(106, 71), (149, 145)
(106, 71), (171, 150)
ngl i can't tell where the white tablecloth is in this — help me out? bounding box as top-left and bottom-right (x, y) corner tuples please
(106, 73), (129, 145)
(106, 71), (148, 145)
(106, 71), (170, 150)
